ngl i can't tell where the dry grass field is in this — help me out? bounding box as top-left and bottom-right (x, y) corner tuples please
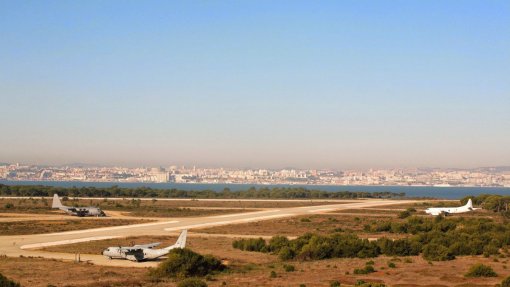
(0, 256), (157, 287)
(0, 219), (152, 235)
(211, 254), (509, 287)
(194, 213), (403, 237)
(0, 197), (343, 217)
(6, 236), (510, 287)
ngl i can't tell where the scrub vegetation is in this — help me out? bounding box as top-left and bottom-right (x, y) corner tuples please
(233, 215), (510, 261)
(0, 273), (20, 287)
(148, 248), (225, 279)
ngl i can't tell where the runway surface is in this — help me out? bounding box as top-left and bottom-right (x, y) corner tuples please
(0, 199), (417, 267)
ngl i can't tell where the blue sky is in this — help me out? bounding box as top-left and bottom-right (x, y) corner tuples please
(1, 1), (509, 169)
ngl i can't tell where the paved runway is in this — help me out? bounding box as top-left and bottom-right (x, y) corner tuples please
(0, 199), (417, 267)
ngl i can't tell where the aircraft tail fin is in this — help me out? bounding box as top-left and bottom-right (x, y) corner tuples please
(466, 198), (473, 208)
(52, 194), (63, 209)
(165, 230), (187, 250)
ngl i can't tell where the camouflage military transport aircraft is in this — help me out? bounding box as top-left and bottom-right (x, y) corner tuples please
(52, 194), (106, 217)
(102, 230), (188, 261)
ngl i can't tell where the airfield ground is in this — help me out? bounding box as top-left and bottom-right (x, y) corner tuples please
(0, 198), (508, 286)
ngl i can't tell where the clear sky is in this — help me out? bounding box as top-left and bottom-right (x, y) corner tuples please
(1, 1), (509, 169)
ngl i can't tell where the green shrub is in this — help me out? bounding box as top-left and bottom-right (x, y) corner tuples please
(353, 265), (375, 274)
(149, 248), (225, 279)
(330, 280), (341, 287)
(502, 276), (510, 287)
(465, 263), (498, 277)
(422, 244), (454, 261)
(270, 271), (277, 278)
(177, 278), (208, 287)
(278, 246), (295, 260)
(355, 280), (386, 287)
(268, 236), (290, 253)
(0, 273), (20, 287)
(283, 264), (295, 272)
(387, 262), (396, 268)
(398, 210), (411, 219)
(232, 238), (267, 252)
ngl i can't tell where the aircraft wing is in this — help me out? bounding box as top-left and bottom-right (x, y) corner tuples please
(132, 242), (161, 249)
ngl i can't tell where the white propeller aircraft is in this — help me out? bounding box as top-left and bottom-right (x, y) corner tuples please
(102, 230), (187, 262)
(425, 199), (480, 216)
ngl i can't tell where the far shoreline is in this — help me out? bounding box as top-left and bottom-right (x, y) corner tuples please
(2, 180), (510, 200)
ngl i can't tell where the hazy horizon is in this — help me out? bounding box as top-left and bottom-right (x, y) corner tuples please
(1, 1), (509, 169)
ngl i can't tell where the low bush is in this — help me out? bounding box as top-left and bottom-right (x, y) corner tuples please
(0, 273), (20, 287)
(465, 263), (498, 277)
(398, 210), (411, 219)
(283, 264), (295, 272)
(149, 248), (225, 279)
(354, 265), (375, 274)
(502, 276), (510, 287)
(232, 238), (267, 252)
(177, 278), (208, 287)
(330, 280), (341, 287)
(422, 244), (454, 261)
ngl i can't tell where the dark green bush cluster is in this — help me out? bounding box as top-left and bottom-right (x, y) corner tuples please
(353, 264), (376, 274)
(0, 273), (20, 287)
(367, 216), (510, 259)
(234, 215), (510, 261)
(234, 233), (380, 261)
(231, 238), (267, 252)
(464, 263), (498, 277)
(149, 248), (225, 279)
(0, 184), (404, 199)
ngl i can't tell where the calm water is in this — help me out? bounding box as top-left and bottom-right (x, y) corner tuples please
(2, 180), (510, 199)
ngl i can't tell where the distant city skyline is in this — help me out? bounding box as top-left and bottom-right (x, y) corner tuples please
(2, 161), (509, 172)
(1, 1), (509, 169)
(2, 162), (510, 187)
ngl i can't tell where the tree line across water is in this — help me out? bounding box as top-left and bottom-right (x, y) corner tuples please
(0, 184), (405, 199)
(233, 215), (510, 261)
